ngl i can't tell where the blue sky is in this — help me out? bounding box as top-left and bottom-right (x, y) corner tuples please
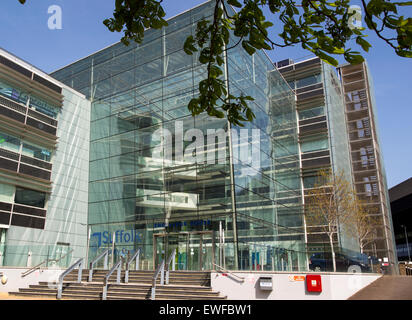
(0, 0), (410, 188)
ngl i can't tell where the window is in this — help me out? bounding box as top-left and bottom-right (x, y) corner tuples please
(29, 95), (59, 119)
(0, 183), (15, 203)
(296, 73), (322, 88)
(14, 187), (46, 208)
(299, 106), (325, 120)
(303, 176), (318, 188)
(300, 135), (329, 153)
(22, 142), (51, 162)
(0, 131), (20, 153)
(0, 79), (29, 105)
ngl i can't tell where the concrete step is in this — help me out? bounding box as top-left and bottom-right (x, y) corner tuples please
(12, 286), (224, 300)
(63, 279), (209, 286)
(38, 282), (214, 291)
(28, 284), (219, 295)
(10, 291), (100, 300)
(63, 277), (210, 286)
(9, 269), (225, 300)
(68, 270), (211, 278)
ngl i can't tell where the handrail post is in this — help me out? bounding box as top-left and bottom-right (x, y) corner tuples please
(102, 258), (122, 300)
(125, 248), (141, 284)
(160, 264), (164, 285)
(151, 260), (165, 300)
(135, 250), (140, 271)
(165, 250), (176, 285)
(57, 258), (83, 299)
(89, 249), (110, 282)
(104, 251), (108, 269)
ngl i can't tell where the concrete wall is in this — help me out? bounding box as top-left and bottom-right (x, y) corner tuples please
(0, 267), (64, 293)
(211, 271), (381, 300)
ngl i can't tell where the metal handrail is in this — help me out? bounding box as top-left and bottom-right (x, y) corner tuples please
(212, 263), (245, 282)
(125, 248), (141, 283)
(21, 249), (74, 278)
(21, 260), (48, 278)
(102, 258), (122, 300)
(89, 248), (110, 282)
(165, 249), (176, 285)
(151, 259), (165, 300)
(57, 258), (84, 299)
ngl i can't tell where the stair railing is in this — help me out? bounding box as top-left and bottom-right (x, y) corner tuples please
(125, 248), (141, 284)
(151, 259), (165, 300)
(102, 258), (122, 300)
(89, 248), (110, 282)
(212, 263), (245, 282)
(57, 258), (84, 299)
(164, 249), (176, 285)
(21, 249), (74, 278)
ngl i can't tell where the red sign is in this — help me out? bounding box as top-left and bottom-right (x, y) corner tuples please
(306, 275), (322, 293)
(289, 275), (305, 282)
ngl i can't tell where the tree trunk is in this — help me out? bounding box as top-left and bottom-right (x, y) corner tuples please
(329, 234), (336, 272)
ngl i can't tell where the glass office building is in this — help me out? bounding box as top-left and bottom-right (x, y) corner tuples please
(51, 1), (392, 272)
(52, 1), (309, 271)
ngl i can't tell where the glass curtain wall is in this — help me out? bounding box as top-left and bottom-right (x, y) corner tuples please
(52, 1), (304, 271)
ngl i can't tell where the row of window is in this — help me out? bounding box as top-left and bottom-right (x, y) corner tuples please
(299, 106), (324, 120)
(0, 79), (59, 119)
(300, 134), (329, 153)
(0, 183), (46, 209)
(0, 131), (52, 162)
(288, 73), (322, 90)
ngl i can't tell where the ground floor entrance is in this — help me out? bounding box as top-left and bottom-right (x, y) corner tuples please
(153, 231), (215, 271)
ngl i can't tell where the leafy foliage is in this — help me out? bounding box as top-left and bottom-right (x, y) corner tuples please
(348, 198), (380, 253)
(305, 169), (358, 271)
(17, 0), (412, 125)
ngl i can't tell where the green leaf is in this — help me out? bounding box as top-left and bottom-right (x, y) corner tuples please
(184, 36), (197, 55)
(345, 53), (365, 64)
(393, 1), (412, 6)
(242, 41), (256, 55)
(317, 50), (339, 66)
(356, 37), (372, 52)
(397, 49), (412, 57)
(332, 47), (345, 54)
(227, 0), (242, 8)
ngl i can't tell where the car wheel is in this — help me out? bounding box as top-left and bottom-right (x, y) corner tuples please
(347, 265), (362, 273)
(315, 266), (321, 272)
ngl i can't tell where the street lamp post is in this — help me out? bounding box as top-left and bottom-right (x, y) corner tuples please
(401, 225), (411, 262)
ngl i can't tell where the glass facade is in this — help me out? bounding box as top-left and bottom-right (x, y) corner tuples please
(51, 1), (383, 273)
(52, 1), (308, 271)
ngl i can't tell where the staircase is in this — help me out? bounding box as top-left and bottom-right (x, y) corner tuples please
(9, 270), (226, 300)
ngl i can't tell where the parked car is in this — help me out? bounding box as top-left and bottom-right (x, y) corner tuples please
(309, 252), (371, 272)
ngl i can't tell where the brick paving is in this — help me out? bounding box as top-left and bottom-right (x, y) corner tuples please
(348, 276), (412, 300)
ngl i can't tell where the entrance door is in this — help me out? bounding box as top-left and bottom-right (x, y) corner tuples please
(153, 231), (215, 271)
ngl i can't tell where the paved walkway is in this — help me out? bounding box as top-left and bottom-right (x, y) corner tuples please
(348, 276), (412, 300)
(0, 292), (56, 300)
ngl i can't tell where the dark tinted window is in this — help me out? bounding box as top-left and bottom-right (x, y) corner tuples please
(14, 187), (46, 208)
